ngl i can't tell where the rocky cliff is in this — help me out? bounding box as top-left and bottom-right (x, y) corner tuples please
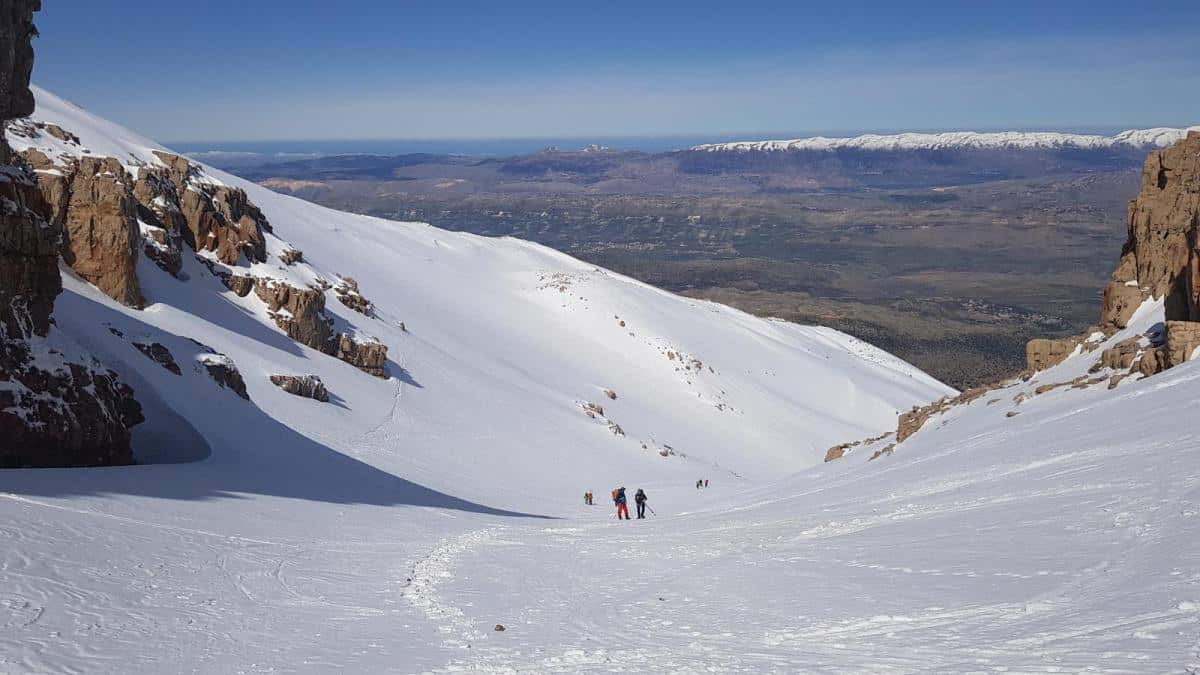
(0, 1), (143, 467)
(829, 131), (1200, 460)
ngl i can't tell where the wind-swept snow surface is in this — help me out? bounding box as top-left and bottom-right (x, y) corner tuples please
(3, 90), (1193, 673)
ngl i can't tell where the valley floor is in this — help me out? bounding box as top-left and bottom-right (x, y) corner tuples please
(3, 355), (1198, 673)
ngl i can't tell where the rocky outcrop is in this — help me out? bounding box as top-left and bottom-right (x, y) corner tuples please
(270, 374), (329, 402)
(0, 1), (143, 468)
(897, 397), (950, 442)
(154, 151), (270, 265)
(198, 353), (249, 400)
(0, 358), (143, 468)
(131, 165), (187, 276)
(133, 342), (181, 375)
(1095, 336), (1143, 372)
(334, 276), (372, 316)
(58, 156), (144, 307)
(252, 278), (388, 377)
(1025, 336), (1081, 372)
(824, 444), (848, 463)
(329, 333), (388, 378)
(1106, 132), (1200, 323)
(1162, 320), (1200, 368)
(1020, 131), (1200, 377)
(254, 279), (332, 349)
(19, 153), (146, 307)
(224, 273), (255, 297)
(280, 248), (303, 265)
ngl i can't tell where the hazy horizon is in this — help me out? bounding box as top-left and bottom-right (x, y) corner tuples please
(167, 123), (1195, 162)
(30, 0), (1200, 142)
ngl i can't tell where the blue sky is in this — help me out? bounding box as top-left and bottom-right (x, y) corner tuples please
(31, 0), (1200, 141)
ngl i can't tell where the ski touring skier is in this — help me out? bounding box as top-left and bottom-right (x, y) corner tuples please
(634, 488), (648, 519)
(613, 487), (630, 520)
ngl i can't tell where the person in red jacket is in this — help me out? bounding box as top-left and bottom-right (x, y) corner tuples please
(613, 487), (630, 520)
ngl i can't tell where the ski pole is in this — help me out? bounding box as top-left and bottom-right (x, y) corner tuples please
(648, 506), (657, 516)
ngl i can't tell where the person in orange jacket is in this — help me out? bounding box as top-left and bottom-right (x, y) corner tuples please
(613, 486), (630, 520)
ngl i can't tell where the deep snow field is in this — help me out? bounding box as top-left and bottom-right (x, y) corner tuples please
(0, 90), (1197, 673)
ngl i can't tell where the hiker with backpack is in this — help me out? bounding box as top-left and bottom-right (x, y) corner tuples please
(613, 487), (630, 520)
(634, 488), (648, 519)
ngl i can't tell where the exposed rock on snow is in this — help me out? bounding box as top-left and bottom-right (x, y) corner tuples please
(131, 164), (187, 276)
(198, 353), (249, 400)
(133, 341), (181, 375)
(223, 273), (254, 297)
(824, 444), (847, 462)
(334, 276), (372, 315)
(269, 374), (329, 402)
(152, 151), (270, 265)
(1096, 336), (1144, 372)
(254, 278), (332, 349)
(279, 247), (303, 265)
(250, 278), (388, 377)
(823, 430), (893, 462)
(1025, 336), (1081, 372)
(328, 333), (388, 378)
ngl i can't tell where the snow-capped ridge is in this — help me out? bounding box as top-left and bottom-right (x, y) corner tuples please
(693, 126), (1200, 153)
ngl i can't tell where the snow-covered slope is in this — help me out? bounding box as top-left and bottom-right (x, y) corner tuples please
(5, 85), (950, 509)
(0, 89), (1196, 673)
(693, 126), (1200, 153)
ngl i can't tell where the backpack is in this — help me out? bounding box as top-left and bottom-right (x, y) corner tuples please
(612, 489), (619, 501)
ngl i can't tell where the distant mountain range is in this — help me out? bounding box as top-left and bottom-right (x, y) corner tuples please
(693, 126), (1200, 153)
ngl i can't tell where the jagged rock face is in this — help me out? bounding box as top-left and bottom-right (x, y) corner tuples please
(270, 374), (329, 402)
(131, 167), (186, 276)
(1103, 131), (1200, 324)
(0, 1), (142, 468)
(254, 279), (332, 350)
(154, 151), (270, 265)
(26, 151), (146, 307)
(225, 274), (254, 297)
(0, 1), (38, 126)
(0, 158), (58, 338)
(0, 359), (143, 468)
(59, 156), (144, 307)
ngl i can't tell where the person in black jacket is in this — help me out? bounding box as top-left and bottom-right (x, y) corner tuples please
(634, 488), (648, 519)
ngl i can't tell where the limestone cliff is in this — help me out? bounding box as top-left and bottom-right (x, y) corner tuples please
(0, 0), (142, 467)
